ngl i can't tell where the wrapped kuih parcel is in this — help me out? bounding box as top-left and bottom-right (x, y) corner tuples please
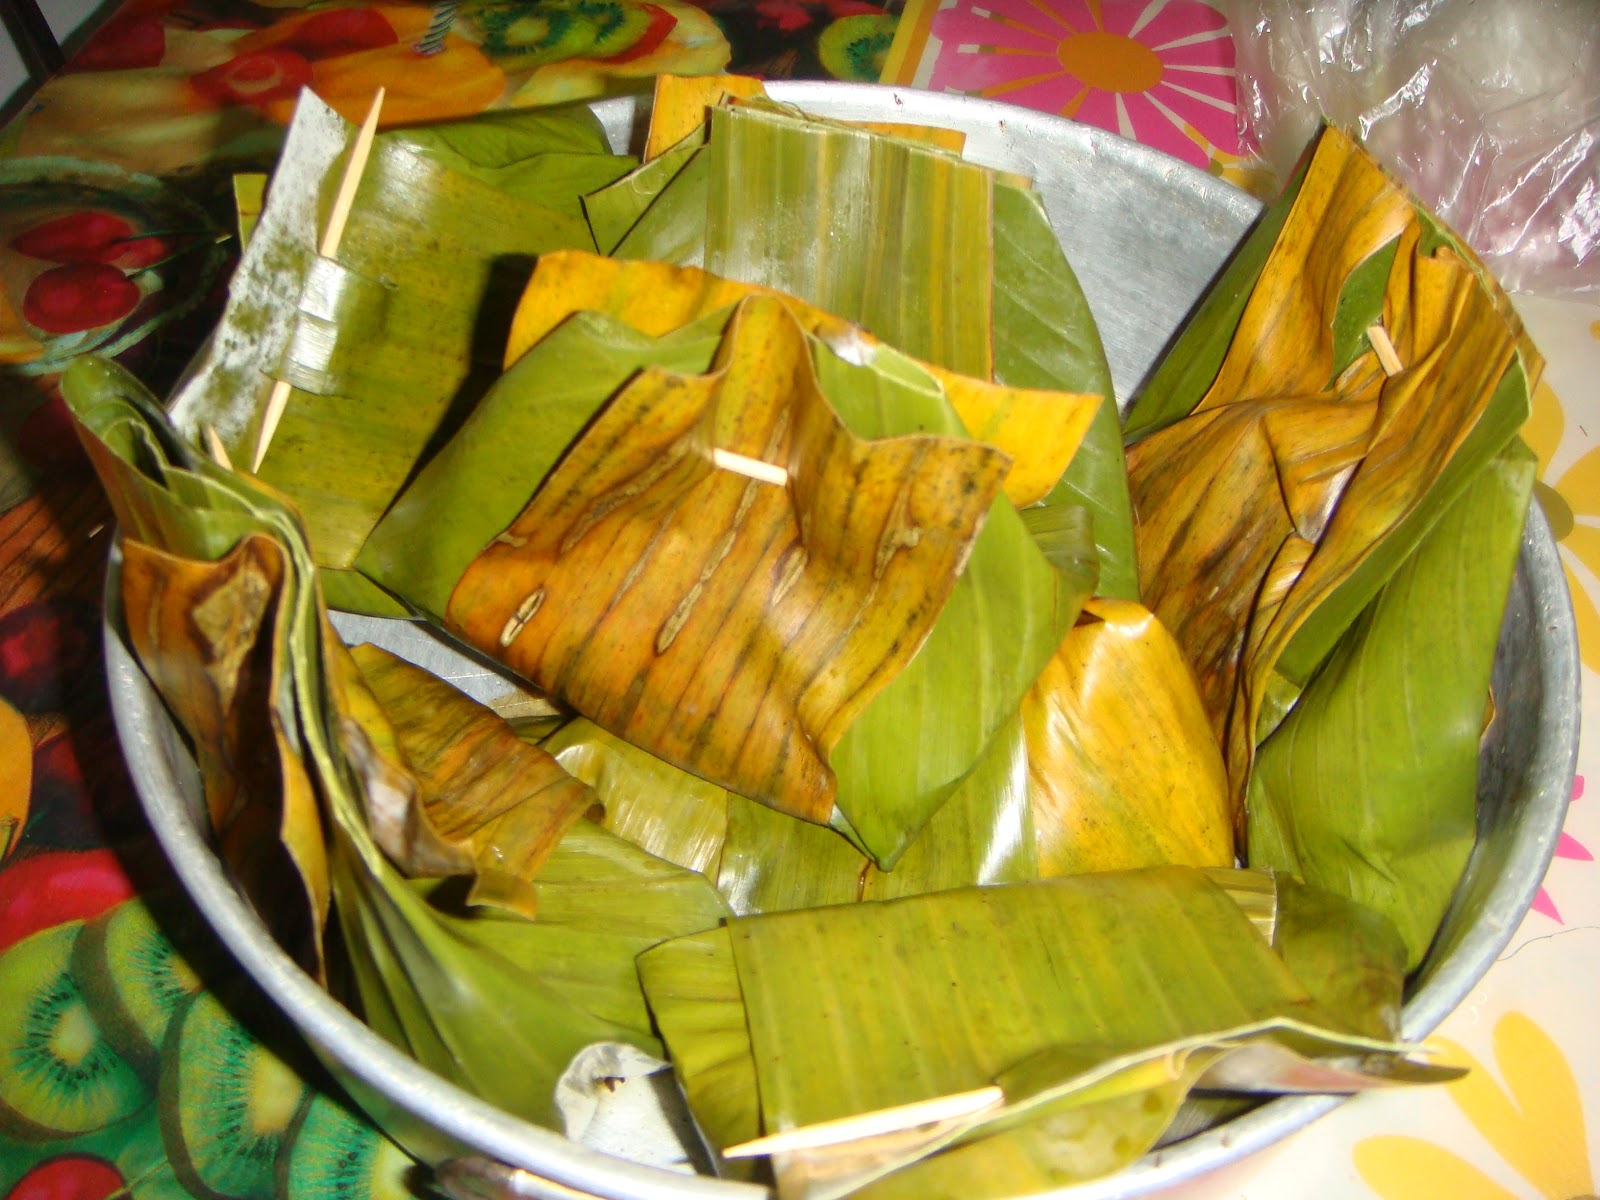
(71, 75), (1544, 1198)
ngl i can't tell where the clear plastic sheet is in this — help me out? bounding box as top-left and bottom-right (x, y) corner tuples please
(1225, 0), (1600, 296)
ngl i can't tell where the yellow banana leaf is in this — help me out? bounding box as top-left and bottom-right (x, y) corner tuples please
(1125, 126), (1536, 827)
(503, 251), (1101, 507)
(445, 296), (1008, 828)
(1022, 597), (1233, 875)
(341, 643), (598, 919)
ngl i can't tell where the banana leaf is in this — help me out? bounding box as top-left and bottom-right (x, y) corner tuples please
(989, 181), (1135, 599)
(164, 92), (609, 607)
(542, 717), (730, 879)
(500, 252), (1102, 507)
(441, 297), (1026, 852)
(586, 133), (704, 256)
(66, 356), (727, 1136)
(718, 715), (1035, 916)
(345, 642), (598, 918)
(639, 868), (1435, 1200)
(1271, 876), (1406, 1042)
(118, 533), (329, 971)
(1123, 127), (1537, 825)
(705, 101), (993, 379)
(1022, 597), (1233, 875)
(1248, 441), (1535, 968)
(369, 287), (1084, 866)
(611, 90), (1133, 593)
(390, 104), (636, 220)
(357, 309), (730, 620)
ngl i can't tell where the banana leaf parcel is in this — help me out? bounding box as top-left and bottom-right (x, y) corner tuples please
(639, 868), (1447, 1200)
(1121, 125), (1541, 969)
(67, 357), (727, 1133)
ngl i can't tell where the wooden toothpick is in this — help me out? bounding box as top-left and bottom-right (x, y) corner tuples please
(252, 87), (386, 473)
(711, 447), (788, 487)
(204, 424), (233, 470)
(721, 1086), (1004, 1159)
(1366, 323), (1403, 377)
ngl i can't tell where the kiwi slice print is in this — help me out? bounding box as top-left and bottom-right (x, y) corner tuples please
(0, 921), (148, 1138)
(818, 12), (899, 82)
(278, 1090), (416, 1200)
(158, 991), (310, 1200)
(73, 897), (203, 1079)
(471, 0), (652, 64)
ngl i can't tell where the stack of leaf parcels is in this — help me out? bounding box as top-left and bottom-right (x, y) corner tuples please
(72, 75), (1543, 1198)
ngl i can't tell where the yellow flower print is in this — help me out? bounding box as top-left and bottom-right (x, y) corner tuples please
(1521, 380), (1600, 675)
(1353, 1011), (1594, 1199)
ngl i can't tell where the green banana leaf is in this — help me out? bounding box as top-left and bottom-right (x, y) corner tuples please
(718, 715), (1035, 915)
(65, 356), (726, 1137)
(639, 868), (1431, 1199)
(704, 102), (993, 379)
(585, 131), (704, 256)
(165, 92), (608, 604)
(391, 104), (636, 220)
(990, 181), (1135, 600)
(1248, 441), (1536, 968)
(542, 717), (730, 879)
(1271, 875), (1406, 1042)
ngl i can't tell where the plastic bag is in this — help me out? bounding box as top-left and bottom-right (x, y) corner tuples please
(1225, 0), (1600, 297)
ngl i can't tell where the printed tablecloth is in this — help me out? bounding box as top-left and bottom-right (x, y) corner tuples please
(0, 2), (1594, 1198)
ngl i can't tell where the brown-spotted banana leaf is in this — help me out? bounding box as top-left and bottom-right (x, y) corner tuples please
(67, 357), (727, 1135)
(442, 297), (1016, 851)
(371, 293), (1083, 867)
(343, 642), (599, 919)
(118, 534), (331, 974)
(501, 251), (1102, 508)
(639, 868), (1430, 1199)
(1022, 596), (1233, 875)
(1248, 441), (1536, 969)
(1124, 126), (1537, 826)
(164, 92), (608, 609)
(65, 359), (331, 973)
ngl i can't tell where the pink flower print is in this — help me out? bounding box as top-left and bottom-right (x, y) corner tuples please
(1532, 774), (1590, 924)
(927, 0), (1242, 170)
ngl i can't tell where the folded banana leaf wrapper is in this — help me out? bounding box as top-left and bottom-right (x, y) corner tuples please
(79, 78), (1541, 1196)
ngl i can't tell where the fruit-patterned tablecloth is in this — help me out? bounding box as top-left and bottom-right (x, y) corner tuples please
(1, 3), (1595, 1199)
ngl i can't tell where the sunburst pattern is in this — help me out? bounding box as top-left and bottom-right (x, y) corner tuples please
(925, 0), (1240, 169)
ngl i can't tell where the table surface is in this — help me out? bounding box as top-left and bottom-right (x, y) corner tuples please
(0, 2), (1595, 1198)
